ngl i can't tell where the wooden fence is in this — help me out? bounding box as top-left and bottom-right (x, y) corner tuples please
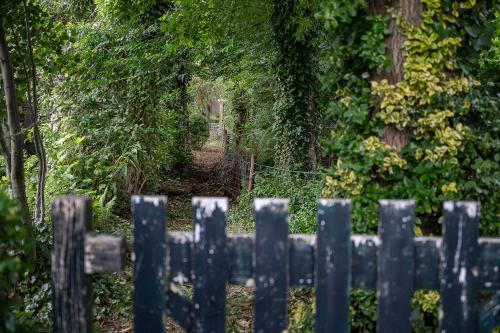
(51, 196), (500, 332)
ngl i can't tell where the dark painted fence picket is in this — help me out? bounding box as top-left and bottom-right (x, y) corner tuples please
(51, 196), (500, 333)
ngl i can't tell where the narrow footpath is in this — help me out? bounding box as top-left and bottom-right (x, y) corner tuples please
(161, 142), (225, 231)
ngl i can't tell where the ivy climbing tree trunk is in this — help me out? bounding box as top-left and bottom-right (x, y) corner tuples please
(177, 54), (190, 150)
(307, 88), (317, 170)
(180, 77), (190, 149)
(370, 0), (422, 152)
(234, 90), (247, 148)
(0, 23), (30, 225)
(272, 0), (319, 170)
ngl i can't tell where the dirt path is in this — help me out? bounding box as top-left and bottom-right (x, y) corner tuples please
(160, 142), (225, 231)
(101, 143), (258, 332)
(163, 143), (258, 332)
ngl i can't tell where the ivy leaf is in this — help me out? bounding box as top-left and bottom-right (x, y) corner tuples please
(464, 24), (480, 38)
(472, 23), (495, 51)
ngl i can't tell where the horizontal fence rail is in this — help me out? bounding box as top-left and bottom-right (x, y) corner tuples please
(51, 196), (500, 333)
(166, 232), (499, 290)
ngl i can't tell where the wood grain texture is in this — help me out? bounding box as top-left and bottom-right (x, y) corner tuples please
(52, 196), (92, 333)
(85, 233), (126, 274)
(192, 197), (228, 332)
(479, 292), (500, 333)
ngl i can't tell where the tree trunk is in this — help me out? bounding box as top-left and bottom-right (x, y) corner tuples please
(307, 88), (317, 170)
(272, 0), (319, 170)
(370, 0), (421, 152)
(23, 0), (47, 224)
(181, 81), (190, 149)
(0, 23), (30, 225)
(0, 121), (11, 180)
(247, 154), (255, 192)
(234, 93), (247, 148)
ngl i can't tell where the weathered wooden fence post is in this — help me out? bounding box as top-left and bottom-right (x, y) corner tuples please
(316, 199), (351, 333)
(440, 201), (480, 333)
(132, 196), (168, 333)
(253, 199), (289, 333)
(52, 196), (92, 333)
(192, 197), (228, 332)
(377, 200), (415, 333)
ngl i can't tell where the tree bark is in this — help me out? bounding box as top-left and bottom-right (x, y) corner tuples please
(0, 121), (11, 180)
(247, 154), (255, 192)
(23, 0), (47, 224)
(370, 0), (422, 152)
(181, 81), (190, 149)
(234, 92), (247, 148)
(0, 23), (30, 225)
(307, 88), (317, 170)
(272, 0), (319, 170)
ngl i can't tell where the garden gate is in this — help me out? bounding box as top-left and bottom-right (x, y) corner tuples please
(51, 196), (500, 332)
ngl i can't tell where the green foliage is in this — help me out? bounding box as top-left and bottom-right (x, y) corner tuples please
(318, 1), (499, 330)
(412, 291), (440, 333)
(93, 270), (132, 327)
(1, 0), (497, 331)
(349, 290), (377, 332)
(0, 188), (32, 332)
(42, 12), (192, 206)
(230, 171), (323, 233)
(272, 0), (320, 170)
(17, 224), (52, 331)
(289, 290), (315, 332)
(240, 107), (277, 164)
(478, 9), (500, 92)
(321, 1), (499, 237)
(189, 113), (209, 150)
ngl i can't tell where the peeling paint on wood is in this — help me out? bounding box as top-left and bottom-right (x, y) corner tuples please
(166, 232), (498, 291)
(377, 200), (415, 333)
(316, 199), (351, 333)
(478, 238), (500, 291)
(289, 234), (315, 288)
(192, 197), (228, 332)
(167, 287), (193, 331)
(228, 234), (253, 285)
(414, 237), (440, 290)
(132, 195), (167, 333)
(51, 196), (499, 333)
(440, 201), (480, 333)
(254, 199), (289, 332)
(479, 292), (500, 333)
(351, 235), (378, 290)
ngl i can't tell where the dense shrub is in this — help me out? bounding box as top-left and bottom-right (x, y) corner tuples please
(41, 20), (192, 209)
(320, 0), (499, 237)
(0, 189), (32, 332)
(189, 113), (210, 150)
(230, 171), (323, 233)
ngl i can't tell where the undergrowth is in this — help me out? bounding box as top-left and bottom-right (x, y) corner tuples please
(230, 170), (443, 332)
(230, 171), (323, 233)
